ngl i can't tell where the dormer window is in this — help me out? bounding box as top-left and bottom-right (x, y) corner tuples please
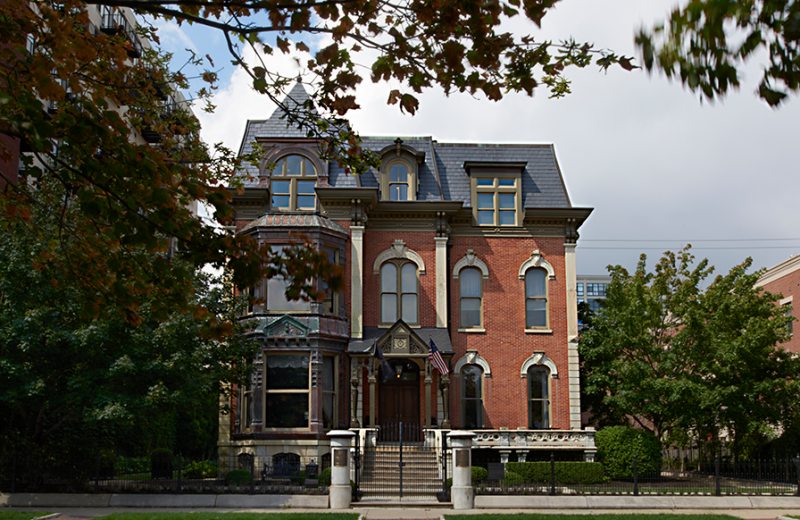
(465, 161), (525, 227)
(379, 139), (424, 201)
(271, 155), (317, 211)
(389, 163), (410, 201)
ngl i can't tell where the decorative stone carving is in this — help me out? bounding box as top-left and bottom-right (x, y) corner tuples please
(518, 249), (555, 280)
(453, 250), (489, 279)
(454, 350), (492, 378)
(520, 351), (558, 379)
(264, 315), (310, 338)
(373, 239), (426, 274)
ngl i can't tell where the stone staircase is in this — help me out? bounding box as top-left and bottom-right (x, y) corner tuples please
(358, 443), (445, 499)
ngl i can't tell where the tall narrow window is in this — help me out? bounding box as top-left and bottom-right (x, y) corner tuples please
(380, 261), (418, 325)
(322, 356), (337, 429)
(265, 354), (309, 429)
(322, 247), (339, 315)
(271, 155), (317, 210)
(266, 245), (310, 312)
(527, 366), (550, 429)
(525, 268), (548, 328)
(460, 267), (482, 328)
(785, 304), (793, 335)
(389, 164), (409, 201)
(461, 364), (483, 429)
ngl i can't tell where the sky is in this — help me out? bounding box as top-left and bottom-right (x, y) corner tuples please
(148, 0), (800, 279)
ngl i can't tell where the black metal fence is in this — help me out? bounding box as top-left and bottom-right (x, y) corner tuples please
(355, 423), (449, 501)
(0, 454), (327, 495)
(475, 454), (800, 496)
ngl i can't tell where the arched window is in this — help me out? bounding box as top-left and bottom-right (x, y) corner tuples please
(525, 268), (548, 329)
(460, 267), (482, 329)
(461, 364), (484, 429)
(380, 261), (418, 325)
(389, 163), (409, 200)
(527, 366), (550, 429)
(271, 155), (317, 210)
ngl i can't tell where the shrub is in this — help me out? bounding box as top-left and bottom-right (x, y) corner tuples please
(502, 470), (525, 485)
(225, 469), (252, 485)
(184, 460), (218, 479)
(471, 465), (488, 485)
(290, 470), (307, 485)
(506, 461), (607, 484)
(115, 456), (150, 476)
(318, 467), (331, 486)
(150, 449), (174, 480)
(596, 426), (662, 479)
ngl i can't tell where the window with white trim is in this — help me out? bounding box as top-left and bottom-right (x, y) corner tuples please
(461, 364), (484, 429)
(266, 245), (310, 312)
(271, 155), (317, 211)
(380, 260), (418, 325)
(527, 366), (550, 429)
(525, 268), (548, 328)
(459, 267), (482, 329)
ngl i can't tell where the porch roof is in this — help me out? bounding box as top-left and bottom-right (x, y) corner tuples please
(347, 326), (453, 354)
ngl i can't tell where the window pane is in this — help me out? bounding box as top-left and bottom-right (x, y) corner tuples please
(298, 180), (315, 194)
(526, 269), (546, 297)
(460, 268), (481, 297)
(265, 393), (308, 428)
(381, 293), (397, 322)
(477, 178), (493, 187)
(526, 299), (547, 328)
(528, 400), (544, 429)
(303, 158), (316, 176)
(463, 399), (479, 429)
(528, 367), (548, 398)
(576, 283), (584, 296)
(272, 195), (289, 208)
(461, 298), (481, 328)
(478, 210), (493, 225)
(401, 263), (417, 293)
(462, 365), (482, 398)
(390, 164), (407, 182)
(267, 354), (309, 389)
(285, 155), (302, 175)
(498, 193), (515, 209)
(267, 276), (310, 311)
(323, 356), (335, 392)
(297, 195), (315, 209)
(401, 294), (418, 323)
(477, 193), (494, 209)
(498, 178), (515, 186)
(381, 263), (397, 292)
(322, 392), (334, 429)
(499, 210), (515, 226)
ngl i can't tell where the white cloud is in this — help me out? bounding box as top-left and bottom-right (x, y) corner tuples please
(196, 0), (800, 277)
(152, 19), (198, 54)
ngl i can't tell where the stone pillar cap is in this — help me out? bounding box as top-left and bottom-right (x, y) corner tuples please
(328, 430), (357, 438)
(447, 430), (477, 439)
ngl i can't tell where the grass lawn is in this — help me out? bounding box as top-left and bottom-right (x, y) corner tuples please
(445, 515), (742, 520)
(96, 514), (358, 520)
(0, 512), (53, 520)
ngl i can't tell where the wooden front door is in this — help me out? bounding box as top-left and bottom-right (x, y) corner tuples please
(378, 359), (420, 441)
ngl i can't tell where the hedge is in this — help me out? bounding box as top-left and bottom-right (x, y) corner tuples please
(505, 461), (607, 484)
(595, 426), (662, 479)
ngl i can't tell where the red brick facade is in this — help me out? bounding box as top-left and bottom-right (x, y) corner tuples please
(757, 255), (800, 353)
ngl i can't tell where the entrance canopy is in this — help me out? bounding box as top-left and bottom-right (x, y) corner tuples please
(347, 323), (453, 355)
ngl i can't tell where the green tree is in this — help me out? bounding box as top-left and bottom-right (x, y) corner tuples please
(0, 198), (259, 483)
(579, 247), (800, 457)
(637, 0), (800, 106)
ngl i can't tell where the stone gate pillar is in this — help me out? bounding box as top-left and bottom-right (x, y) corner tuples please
(448, 430), (476, 510)
(328, 430), (355, 509)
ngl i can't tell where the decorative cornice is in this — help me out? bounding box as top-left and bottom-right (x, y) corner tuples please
(757, 254), (800, 287)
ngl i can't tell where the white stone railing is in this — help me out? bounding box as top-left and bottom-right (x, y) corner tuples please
(473, 429), (596, 454)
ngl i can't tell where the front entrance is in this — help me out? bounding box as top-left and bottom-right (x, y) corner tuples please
(378, 359), (421, 442)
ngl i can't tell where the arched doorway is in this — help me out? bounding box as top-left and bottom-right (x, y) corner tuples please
(378, 359), (421, 442)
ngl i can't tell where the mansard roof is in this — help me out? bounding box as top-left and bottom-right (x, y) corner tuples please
(239, 212), (349, 235)
(237, 84), (574, 209)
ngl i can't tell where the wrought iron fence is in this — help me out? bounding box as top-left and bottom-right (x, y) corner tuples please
(474, 454), (800, 496)
(0, 454), (327, 495)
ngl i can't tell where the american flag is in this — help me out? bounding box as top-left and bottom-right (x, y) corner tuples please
(428, 339), (449, 375)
